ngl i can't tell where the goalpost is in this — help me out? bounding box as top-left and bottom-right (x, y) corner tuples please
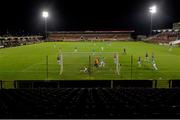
(58, 49), (63, 75)
(59, 53), (63, 75)
(115, 52), (120, 75)
(57, 51), (120, 78)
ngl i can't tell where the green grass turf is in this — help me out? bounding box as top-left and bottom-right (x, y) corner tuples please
(0, 41), (180, 81)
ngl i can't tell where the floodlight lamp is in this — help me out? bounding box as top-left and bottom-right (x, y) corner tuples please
(149, 6), (157, 14)
(42, 11), (49, 18)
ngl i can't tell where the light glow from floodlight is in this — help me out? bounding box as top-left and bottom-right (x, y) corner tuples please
(149, 6), (157, 14)
(42, 11), (49, 18)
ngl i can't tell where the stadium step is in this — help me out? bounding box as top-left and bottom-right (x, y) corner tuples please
(156, 80), (170, 88)
(2, 81), (15, 89)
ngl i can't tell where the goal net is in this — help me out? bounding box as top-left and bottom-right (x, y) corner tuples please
(56, 52), (121, 80)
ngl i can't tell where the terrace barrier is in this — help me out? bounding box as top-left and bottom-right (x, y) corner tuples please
(0, 80), (158, 89)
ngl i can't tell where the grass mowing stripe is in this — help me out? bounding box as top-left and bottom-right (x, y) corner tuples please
(0, 41), (180, 81)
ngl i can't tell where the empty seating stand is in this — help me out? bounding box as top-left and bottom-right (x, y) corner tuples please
(172, 80), (180, 88)
(0, 88), (180, 119)
(114, 80), (153, 88)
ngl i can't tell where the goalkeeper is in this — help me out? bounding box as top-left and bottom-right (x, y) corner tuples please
(94, 58), (99, 68)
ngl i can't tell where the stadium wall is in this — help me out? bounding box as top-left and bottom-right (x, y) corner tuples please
(1, 80), (155, 89)
(1, 80), (177, 89)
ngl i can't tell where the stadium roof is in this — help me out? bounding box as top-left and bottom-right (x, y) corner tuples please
(48, 31), (135, 34)
(153, 29), (179, 33)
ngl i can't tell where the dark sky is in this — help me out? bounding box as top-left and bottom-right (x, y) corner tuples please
(0, 0), (179, 35)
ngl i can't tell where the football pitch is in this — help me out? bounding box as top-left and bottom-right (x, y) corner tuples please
(0, 41), (180, 81)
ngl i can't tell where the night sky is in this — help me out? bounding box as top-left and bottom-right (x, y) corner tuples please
(0, 0), (179, 35)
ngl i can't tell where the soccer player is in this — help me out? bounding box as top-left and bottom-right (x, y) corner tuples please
(80, 66), (88, 73)
(94, 58), (99, 68)
(145, 52), (149, 62)
(168, 43), (173, 52)
(107, 41), (112, 46)
(57, 54), (61, 65)
(152, 52), (155, 61)
(123, 48), (126, 54)
(74, 46), (78, 52)
(101, 47), (104, 51)
(54, 44), (56, 48)
(99, 57), (105, 67)
(152, 59), (158, 70)
(138, 56), (142, 67)
(114, 54), (117, 64)
(59, 47), (62, 53)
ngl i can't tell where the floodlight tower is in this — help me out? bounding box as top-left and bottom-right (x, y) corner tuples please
(42, 11), (49, 40)
(149, 5), (157, 36)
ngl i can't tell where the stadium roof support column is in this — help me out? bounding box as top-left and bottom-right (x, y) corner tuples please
(149, 6), (157, 36)
(42, 11), (49, 40)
